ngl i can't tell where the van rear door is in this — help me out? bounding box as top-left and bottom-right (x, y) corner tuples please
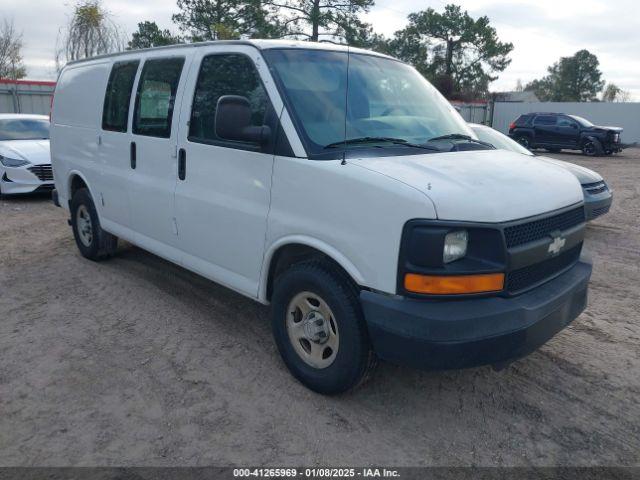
(128, 53), (192, 259)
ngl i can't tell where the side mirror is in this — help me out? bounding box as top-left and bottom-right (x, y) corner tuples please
(215, 95), (271, 144)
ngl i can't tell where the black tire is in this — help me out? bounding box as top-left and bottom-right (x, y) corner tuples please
(270, 261), (377, 395)
(515, 135), (531, 149)
(70, 188), (118, 261)
(582, 138), (604, 157)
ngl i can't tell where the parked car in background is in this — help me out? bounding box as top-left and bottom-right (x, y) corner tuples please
(471, 123), (612, 220)
(508, 112), (623, 156)
(51, 40), (592, 394)
(0, 114), (53, 196)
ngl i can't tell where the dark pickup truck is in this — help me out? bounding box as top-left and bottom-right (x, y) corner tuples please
(508, 112), (623, 156)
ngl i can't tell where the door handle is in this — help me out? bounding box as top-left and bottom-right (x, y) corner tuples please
(178, 148), (186, 180)
(130, 142), (136, 169)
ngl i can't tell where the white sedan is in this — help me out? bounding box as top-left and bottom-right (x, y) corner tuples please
(469, 123), (612, 221)
(0, 114), (53, 195)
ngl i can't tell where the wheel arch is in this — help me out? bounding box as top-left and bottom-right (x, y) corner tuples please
(516, 131), (533, 139)
(260, 236), (366, 303)
(67, 170), (93, 205)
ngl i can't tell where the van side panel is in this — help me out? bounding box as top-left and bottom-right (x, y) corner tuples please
(51, 61), (111, 210)
(262, 157), (436, 298)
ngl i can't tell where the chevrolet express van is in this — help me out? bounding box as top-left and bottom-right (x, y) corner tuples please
(51, 40), (592, 394)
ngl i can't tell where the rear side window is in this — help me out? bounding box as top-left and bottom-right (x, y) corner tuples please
(133, 57), (185, 138)
(102, 60), (139, 132)
(534, 115), (557, 126)
(188, 53), (268, 146)
(558, 117), (577, 128)
(514, 114), (531, 126)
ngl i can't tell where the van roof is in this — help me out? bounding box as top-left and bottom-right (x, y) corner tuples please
(65, 39), (395, 67)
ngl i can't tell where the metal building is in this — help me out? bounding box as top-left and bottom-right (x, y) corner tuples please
(0, 79), (56, 115)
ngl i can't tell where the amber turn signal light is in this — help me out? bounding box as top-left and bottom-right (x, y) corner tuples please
(404, 272), (505, 295)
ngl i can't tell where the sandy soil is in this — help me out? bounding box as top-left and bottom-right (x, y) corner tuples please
(0, 150), (639, 467)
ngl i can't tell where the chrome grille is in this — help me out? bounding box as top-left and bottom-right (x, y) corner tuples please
(582, 181), (608, 195)
(28, 164), (53, 182)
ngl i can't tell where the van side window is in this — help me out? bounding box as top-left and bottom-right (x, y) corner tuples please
(133, 57), (185, 138)
(189, 54), (268, 146)
(102, 60), (139, 132)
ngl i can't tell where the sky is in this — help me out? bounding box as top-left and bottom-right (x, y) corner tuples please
(5, 0), (640, 99)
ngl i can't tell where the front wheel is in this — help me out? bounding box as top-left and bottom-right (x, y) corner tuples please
(70, 188), (118, 260)
(270, 262), (376, 394)
(582, 139), (603, 157)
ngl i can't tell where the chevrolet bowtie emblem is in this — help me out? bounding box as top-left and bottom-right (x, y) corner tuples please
(548, 233), (566, 256)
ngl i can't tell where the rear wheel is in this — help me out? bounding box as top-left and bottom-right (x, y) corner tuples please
(70, 188), (117, 260)
(582, 138), (603, 157)
(270, 261), (376, 394)
(515, 135), (531, 149)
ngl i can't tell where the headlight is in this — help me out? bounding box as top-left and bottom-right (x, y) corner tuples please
(0, 155), (30, 168)
(443, 230), (468, 263)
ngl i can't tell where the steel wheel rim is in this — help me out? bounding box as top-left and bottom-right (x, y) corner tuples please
(518, 137), (529, 148)
(76, 205), (93, 247)
(286, 291), (339, 369)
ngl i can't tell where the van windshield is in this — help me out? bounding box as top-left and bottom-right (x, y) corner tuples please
(263, 49), (475, 157)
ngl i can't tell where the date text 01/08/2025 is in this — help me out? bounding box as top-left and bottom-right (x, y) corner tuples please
(232, 467), (401, 478)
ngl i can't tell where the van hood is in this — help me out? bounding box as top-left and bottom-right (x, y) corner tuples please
(0, 140), (51, 166)
(351, 149), (584, 223)
(537, 156), (603, 184)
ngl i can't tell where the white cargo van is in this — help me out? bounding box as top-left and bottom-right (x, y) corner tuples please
(51, 40), (592, 394)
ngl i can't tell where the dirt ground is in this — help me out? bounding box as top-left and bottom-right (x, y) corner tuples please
(1, 149), (639, 467)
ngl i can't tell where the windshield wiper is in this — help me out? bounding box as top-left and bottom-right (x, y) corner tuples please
(427, 133), (494, 148)
(324, 136), (440, 151)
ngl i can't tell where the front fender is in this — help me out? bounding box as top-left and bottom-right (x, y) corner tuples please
(258, 235), (366, 303)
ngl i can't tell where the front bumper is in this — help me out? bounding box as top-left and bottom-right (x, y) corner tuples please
(361, 259), (591, 370)
(584, 191), (612, 221)
(1, 167), (53, 195)
(603, 138), (623, 152)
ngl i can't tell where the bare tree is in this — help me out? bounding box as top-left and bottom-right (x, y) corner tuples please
(56, 0), (126, 70)
(602, 83), (632, 102)
(0, 19), (27, 79)
(514, 79), (523, 92)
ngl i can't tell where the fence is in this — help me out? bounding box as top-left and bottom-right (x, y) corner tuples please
(452, 102), (490, 125)
(0, 79), (56, 115)
(492, 101), (640, 143)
